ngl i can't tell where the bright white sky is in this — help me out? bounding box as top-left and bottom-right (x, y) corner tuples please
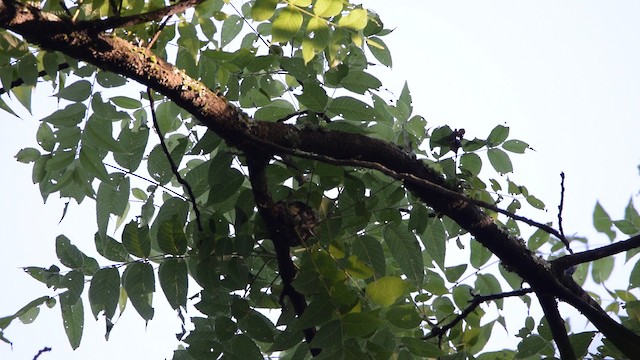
(2, 1), (640, 359)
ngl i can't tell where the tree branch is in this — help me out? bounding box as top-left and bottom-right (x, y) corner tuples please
(2, 4), (640, 356)
(538, 294), (576, 360)
(424, 288), (534, 341)
(245, 152), (319, 357)
(552, 234), (640, 270)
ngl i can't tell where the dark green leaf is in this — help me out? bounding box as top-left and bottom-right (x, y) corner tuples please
(60, 291), (84, 349)
(352, 235), (386, 278)
(384, 225), (424, 285)
(158, 258), (188, 310)
(15, 147), (40, 163)
(157, 219), (187, 255)
(384, 305), (422, 329)
(593, 201), (615, 241)
(114, 126), (149, 172)
(221, 15), (244, 48)
(54, 80), (92, 102)
(56, 235), (85, 269)
(122, 262), (155, 322)
(327, 96), (379, 122)
(470, 239), (492, 268)
(502, 139), (529, 153)
(122, 221), (151, 258)
(401, 337), (444, 357)
(88, 267), (120, 320)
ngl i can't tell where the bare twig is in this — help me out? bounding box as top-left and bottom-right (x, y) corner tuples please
(538, 294), (575, 360)
(424, 288), (533, 341)
(557, 172), (571, 253)
(75, 0), (203, 32)
(0, 63), (70, 95)
(552, 234), (640, 270)
(32, 347), (52, 360)
(147, 88), (202, 231)
(105, 163), (185, 199)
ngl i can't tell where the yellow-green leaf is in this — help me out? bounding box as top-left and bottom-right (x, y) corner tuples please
(272, 6), (303, 43)
(250, 0), (278, 21)
(365, 276), (407, 306)
(338, 8), (367, 30)
(313, 0), (342, 17)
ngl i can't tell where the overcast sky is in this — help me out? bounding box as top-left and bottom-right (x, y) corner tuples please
(2, 1), (640, 359)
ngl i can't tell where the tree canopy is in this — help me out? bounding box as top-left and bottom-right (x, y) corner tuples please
(1, 0), (640, 359)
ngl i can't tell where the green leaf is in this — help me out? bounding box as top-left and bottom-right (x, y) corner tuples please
(313, 0), (343, 17)
(592, 257), (614, 283)
(17, 53), (38, 86)
(502, 139), (529, 153)
(122, 262), (155, 322)
(110, 96), (142, 109)
(82, 115), (126, 153)
(470, 239), (492, 268)
(569, 332), (596, 358)
(237, 310), (276, 342)
(147, 137), (188, 185)
(254, 99), (296, 121)
(423, 218), (446, 270)
(630, 261), (640, 289)
(460, 153), (482, 176)
(95, 233), (131, 262)
(54, 80), (92, 102)
(527, 227), (550, 251)
(15, 147), (40, 163)
(475, 274), (503, 309)
(114, 126), (149, 172)
(122, 221), (151, 258)
(328, 96), (379, 122)
(88, 267), (120, 320)
(309, 320), (343, 349)
(338, 9), (368, 30)
(487, 148), (513, 174)
(41, 103), (86, 127)
(342, 312), (381, 338)
(251, 0), (278, 21)
(158, 258), (188, 310)
(401, 337), (444, 357)
(60, 291), (84, 350)
(593, 201), (616, 240)
(340, 70), (382, 95)
(444, 264), (468, 283)
(367, 37), (392, 67)
(515, 335), (546, 358)
(272, 6), (303, 43)
(292, 296), (334, 330)
(365, 276), (407, 306)
(385, 304), (422, 329)
(229, 334), (262, 358)
(96, 70), (127, 88)
(487, 125), (509, 147)
(56, 235), (85, 269)
(296, 81), (328, 111)
(221, 15), (243, 48)
(352, 235), (386, 278)
(384, 225), (424, 285)
(526, 195), (545, 210)
(157, 218), (188, 255)
(96, 175), (130, 239)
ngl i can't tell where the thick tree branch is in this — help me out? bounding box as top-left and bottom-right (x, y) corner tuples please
(538, 294), (576, 360)
(1, 3), (639, 356)
(552, 234), (640, 270)
(245, 152), (319, 357)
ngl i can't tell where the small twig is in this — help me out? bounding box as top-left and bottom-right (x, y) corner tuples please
(0, 63), (70, 95)
(147, 88), (202, 231)
(105, 163), (185, 199)
(228, 1), (269, 47)
(552, 234), (640, 270)
(32, 347), (52, 360)
(423, 288), (533, 341)
(538, 294), (575, 360)
(275, 110), (332, 123)
(146, 16), (170, 51)
(557, 172), (571, 253)
(75, 0), (204, 32)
